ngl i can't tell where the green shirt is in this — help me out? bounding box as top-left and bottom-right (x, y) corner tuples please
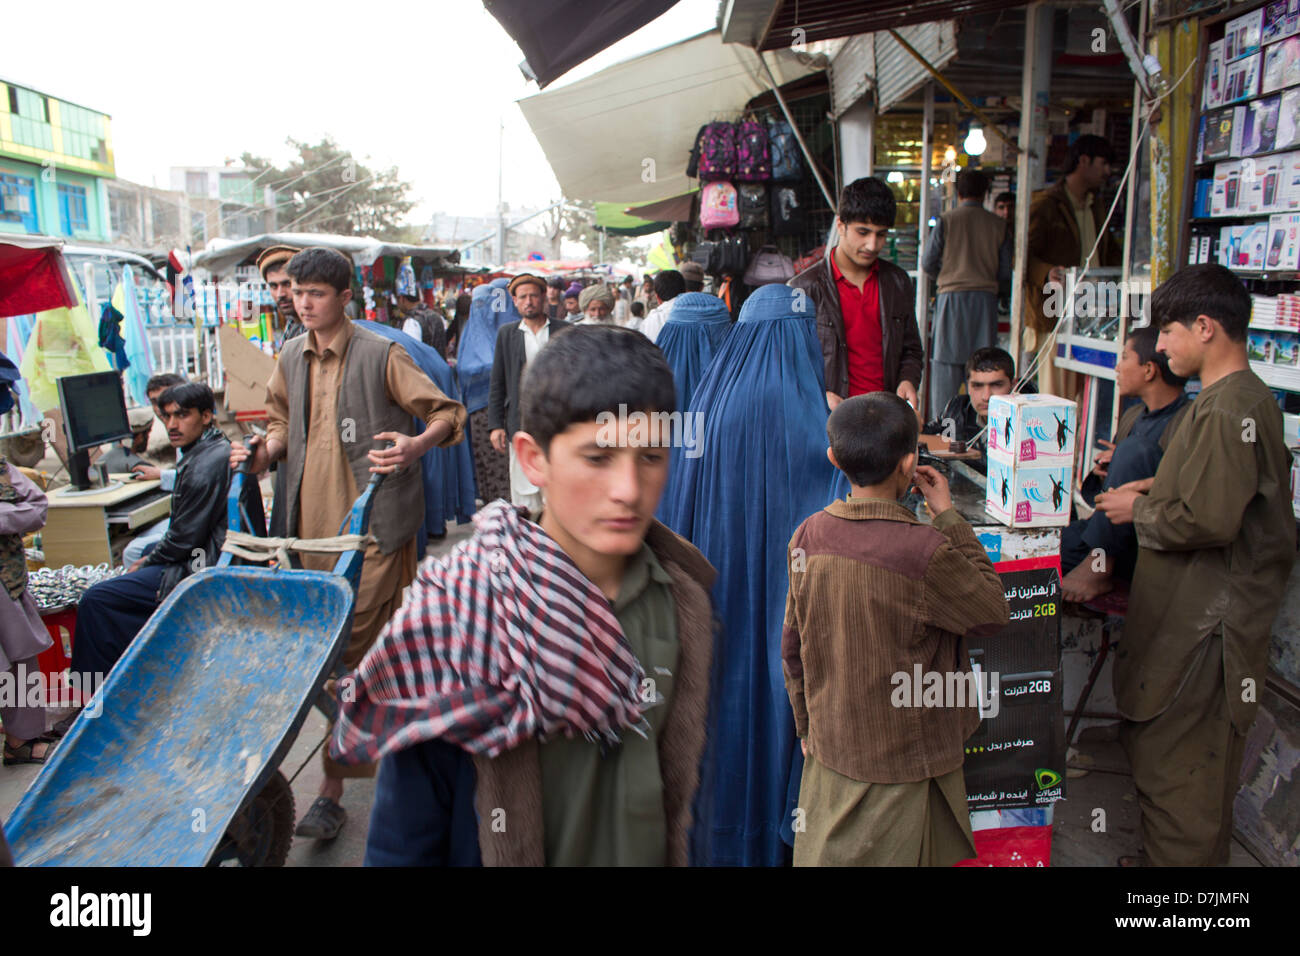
(1121, 369), (1295, 731)
(538, 543), (678, 866)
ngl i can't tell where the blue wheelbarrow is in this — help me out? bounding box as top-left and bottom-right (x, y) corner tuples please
(3, 462), (384, 867)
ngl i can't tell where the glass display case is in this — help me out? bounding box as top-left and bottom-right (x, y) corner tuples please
(1051, 266), (1135, 381)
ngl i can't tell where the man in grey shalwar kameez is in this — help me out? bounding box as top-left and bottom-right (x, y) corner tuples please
(922, 170), (1012, 415)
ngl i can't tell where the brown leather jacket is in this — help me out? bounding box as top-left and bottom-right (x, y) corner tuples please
(789, 254), (924, 398)
(1025, 180), (1120, 334)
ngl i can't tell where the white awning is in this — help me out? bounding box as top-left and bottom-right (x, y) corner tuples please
(517, 29), (823, 203)
(192, 232), (460, 276)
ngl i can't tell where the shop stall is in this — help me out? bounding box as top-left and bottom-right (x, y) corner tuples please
(1181, 0), (1300, 867)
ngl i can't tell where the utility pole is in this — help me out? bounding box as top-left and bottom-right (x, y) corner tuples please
(496, 117), (507, 265)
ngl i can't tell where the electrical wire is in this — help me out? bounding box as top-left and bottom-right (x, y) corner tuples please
(964, 54), (1200, 448)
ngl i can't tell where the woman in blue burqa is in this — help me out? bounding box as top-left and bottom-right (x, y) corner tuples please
(666, 284), (840, 866)
(653, 292), (731, 525)
(455, 279), (518, 504)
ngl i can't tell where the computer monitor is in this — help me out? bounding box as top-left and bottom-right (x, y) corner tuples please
(57, 371), (133, 491)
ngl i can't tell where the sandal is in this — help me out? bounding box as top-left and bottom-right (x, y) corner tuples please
(1117, 853), (1147, 867)
(4, 737), (54, 766)
(294, 796), (347, 840)
(45, 711), (81, 740)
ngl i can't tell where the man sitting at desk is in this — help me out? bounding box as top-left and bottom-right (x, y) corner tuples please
(68, 383), (243, 688)
(120, 372), (187, 565)
(922, 347), (1016, 458)
(1060, 324), (1191, 603)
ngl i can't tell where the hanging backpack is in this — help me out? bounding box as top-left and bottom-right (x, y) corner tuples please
(722, 233), (749, 275)
(770, 184), (803, 236)
(738, 183), (768, 228)
(700, 181), (739, 229)
(691, 239), (724, 275)
(767, 117), (802, 181)
(734, 118), (771, 181)
(695, 122), (737, 181)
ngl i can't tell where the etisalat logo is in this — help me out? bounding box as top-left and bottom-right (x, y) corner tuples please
(594, 404), (704, 459)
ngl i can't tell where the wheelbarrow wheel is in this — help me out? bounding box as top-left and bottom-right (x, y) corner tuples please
(208, 770), (295, 867)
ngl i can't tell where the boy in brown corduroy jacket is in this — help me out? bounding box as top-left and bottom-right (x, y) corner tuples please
(783, 392), (1010, 866)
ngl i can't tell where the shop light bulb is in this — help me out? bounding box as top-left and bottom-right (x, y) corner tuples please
(944, 146), (957, 165)
(964, 126), (987, 156)
(886, 171), (905, 183)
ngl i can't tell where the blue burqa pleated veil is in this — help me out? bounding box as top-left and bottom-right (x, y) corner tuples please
(359, 321), (477, 535)
(669, 284), (839, 866)
(456, 279), (519, 414)
(654, 292), (731, 525)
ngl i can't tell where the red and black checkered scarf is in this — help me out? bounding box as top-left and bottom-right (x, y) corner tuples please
(331, 500), (649, 765)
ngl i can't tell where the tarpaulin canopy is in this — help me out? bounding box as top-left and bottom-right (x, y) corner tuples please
(485, 0), (682, 89)
(192, 233), (461, 277)
(517, 30), (823, 203)
(593, 202), (668, 237)
(626, 190), (698, 223)
(0, 237), (78, 319)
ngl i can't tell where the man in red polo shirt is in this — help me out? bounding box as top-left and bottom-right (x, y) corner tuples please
(791, 177), (924, 416)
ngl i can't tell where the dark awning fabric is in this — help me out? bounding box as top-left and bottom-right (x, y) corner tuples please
(485, 0), (682, 89)
(0, 241), (77, 319)
(627, 191), (697, 223)
(758, 0), (1030, 50)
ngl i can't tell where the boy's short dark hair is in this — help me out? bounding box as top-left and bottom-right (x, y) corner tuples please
(838, 177), (896, 228)
(994, 191), (1015, 206)
(966, 346), (1015, 381)
(827, 392), (918, 487)
(956, 170), (990, 200)
(1150, 263), (1250, 343)
(146, 372), (186, 395)
(287, 247), (353, 293)
(157, 382), (215, 416)
(520, 325), (676, 453)
(653, 270), (686, 303)
(1065, 134), (1115, 174)
(1126, 324), (1189, 387)
(630, 301), (645, 318)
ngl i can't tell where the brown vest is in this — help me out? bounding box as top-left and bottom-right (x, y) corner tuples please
(936, 202), (1007, 295)
(277, 324), (423, 554)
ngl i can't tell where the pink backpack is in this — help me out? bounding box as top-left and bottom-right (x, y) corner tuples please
(700, 181), (739, 228)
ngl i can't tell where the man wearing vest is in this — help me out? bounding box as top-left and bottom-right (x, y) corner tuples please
(922, 170), (1012, 415)
(230, 247), (466, 841)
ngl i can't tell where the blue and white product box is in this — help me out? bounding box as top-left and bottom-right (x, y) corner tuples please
(1266, 213), (1300, 270)
(1240, 222), (1271, 269)
(1226, 8), (1265, 62)
(986, 394), (1079, 469)
(985, 458), (1073, 529)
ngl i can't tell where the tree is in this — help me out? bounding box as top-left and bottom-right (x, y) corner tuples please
(239, 137), (414, 236)
(551, 199), (646, 265)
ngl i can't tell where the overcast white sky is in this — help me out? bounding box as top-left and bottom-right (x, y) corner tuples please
(3, 0), (718, 226)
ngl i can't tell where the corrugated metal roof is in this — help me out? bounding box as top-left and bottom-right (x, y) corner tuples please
(829, 34), (874, 118)
(759, 0), (1029, 50)
(874, 21), (957, 114)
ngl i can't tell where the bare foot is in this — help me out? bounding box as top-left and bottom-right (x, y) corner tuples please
(1062, 562), (1114, 604)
